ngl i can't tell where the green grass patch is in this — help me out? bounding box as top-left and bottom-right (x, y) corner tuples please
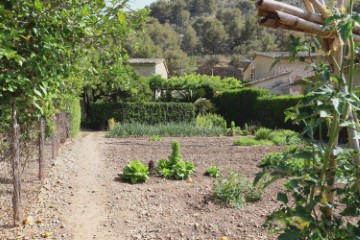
(213, 172), (263, 208)
(235, 129), (302, 146)
(107, 122), (226, 137)
(233, 137), (273, 146)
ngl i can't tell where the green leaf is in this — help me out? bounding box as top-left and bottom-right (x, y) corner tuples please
(34, 0), (44, 11)
(278, 229), (302, 240)
(34, 88), (42, 97)
(277, 192), (289, 204)
(339, 22), (352, 42)
(319, 111), (328, 118)
(331, 97), (341, 114)
(117, 12), (126, 24)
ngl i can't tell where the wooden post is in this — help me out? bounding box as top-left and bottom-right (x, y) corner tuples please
(52, 134), (56, 159)
(39, 118), (45, 181)
(11, 99), (21, 226)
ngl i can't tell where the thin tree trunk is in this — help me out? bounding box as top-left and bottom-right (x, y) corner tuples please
(347, 111), (360, 193)
(11, 99), (21, 226)
(325, 40), (344, 219)
(39, 118), (45, 181)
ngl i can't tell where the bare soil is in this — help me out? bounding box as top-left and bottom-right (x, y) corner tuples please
(1, 132), (285, 240)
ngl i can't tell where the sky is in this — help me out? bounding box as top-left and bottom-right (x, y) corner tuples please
(126, 0), (157, 10)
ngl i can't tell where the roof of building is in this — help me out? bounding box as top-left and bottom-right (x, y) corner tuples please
(129, 58), (165, 64)
(244, 72), (291, 86)
(255, 51), (322, 58)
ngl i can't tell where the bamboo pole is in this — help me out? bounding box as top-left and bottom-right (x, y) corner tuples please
(308, 0), (328, 18)
(257, 0), (323, 23)
(11, 100), (21, 226)
(303, 0), (315, 12)
(38, 118), (45, 181)
(276, 11), (327, 36)
(258, 14), (360, 41)
(259, 17), (311, 33)
(258, 0), (360, 36)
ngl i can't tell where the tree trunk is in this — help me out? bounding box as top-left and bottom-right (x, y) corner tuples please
(39, 118), (45, 181)
(83, 89), (91, 119)
(11, 99), (21, 226)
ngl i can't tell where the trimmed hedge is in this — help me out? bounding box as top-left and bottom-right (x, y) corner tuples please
(68, 97), (81, 137)
(89, 102), (195, 129)
(214, 88), (271, 127)
(215, 88), (303, 130)
(255, 95), (303, 130)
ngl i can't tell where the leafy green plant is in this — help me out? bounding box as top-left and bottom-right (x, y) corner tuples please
(157, 141), (195, 180)
(121, 160), (149, 184)
(254, 128), (302, 145)
(242, 123), (250, 136)
(195, 113), (227, 130)
(150, 134), (161, 141)
(268, 129), (301, 146)
(213, 172), (263, 208)
(205, 166), (220, 178)
(108, 118), (117, 131)
(254, 127), (272, 140)
(194, 98), (215, 114)
(230, 121), (236, 136)
(234, 137), (273, 146)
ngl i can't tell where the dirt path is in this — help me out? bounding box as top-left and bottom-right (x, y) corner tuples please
(64, 132), (114, 239)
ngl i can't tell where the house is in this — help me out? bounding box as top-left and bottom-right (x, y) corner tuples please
(243, 52), (322, 95)
(129, 58), (169, 79)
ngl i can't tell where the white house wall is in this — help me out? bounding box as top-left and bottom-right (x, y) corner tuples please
(155, 63), (168, 79)
(131, 64), (156, 77)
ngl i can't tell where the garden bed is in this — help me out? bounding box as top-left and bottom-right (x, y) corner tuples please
(1, 134), (285, 239)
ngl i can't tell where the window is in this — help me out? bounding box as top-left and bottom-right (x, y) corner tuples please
(250, 68), (255, 80)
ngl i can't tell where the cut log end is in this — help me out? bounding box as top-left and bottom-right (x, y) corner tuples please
(257, 0), (264, 8)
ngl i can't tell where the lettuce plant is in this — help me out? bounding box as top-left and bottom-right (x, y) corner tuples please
(122, 160), (149, 184)
(157, 141), (195, 180)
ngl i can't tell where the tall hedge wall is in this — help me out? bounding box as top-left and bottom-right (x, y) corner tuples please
(214, 88), (271, 126)
(89, 102), (195, 129)
(255, 95), (303, 130)
(215, 88), (303, 130)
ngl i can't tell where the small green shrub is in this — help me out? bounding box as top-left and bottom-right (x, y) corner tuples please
(243, 123), (250, 136)
(268, 129), (302, 146)
(157, 141), (195, 180)
(257, 145), (311, 177)
(108, 118), (117, 131)
(205, 166), (220, 178)
(150, 135), (161, 141)
(213, 172), (263, 208)
(230, 121), (236, 136)
(234, 137), (273, 146)
(121, 160), (149, 184)
(194, 98), (215, 114)
(254, 127), (272, 140)
(195, 113), (227, 130)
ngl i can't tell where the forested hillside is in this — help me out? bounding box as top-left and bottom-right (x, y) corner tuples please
(124, 0), (300, 76)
